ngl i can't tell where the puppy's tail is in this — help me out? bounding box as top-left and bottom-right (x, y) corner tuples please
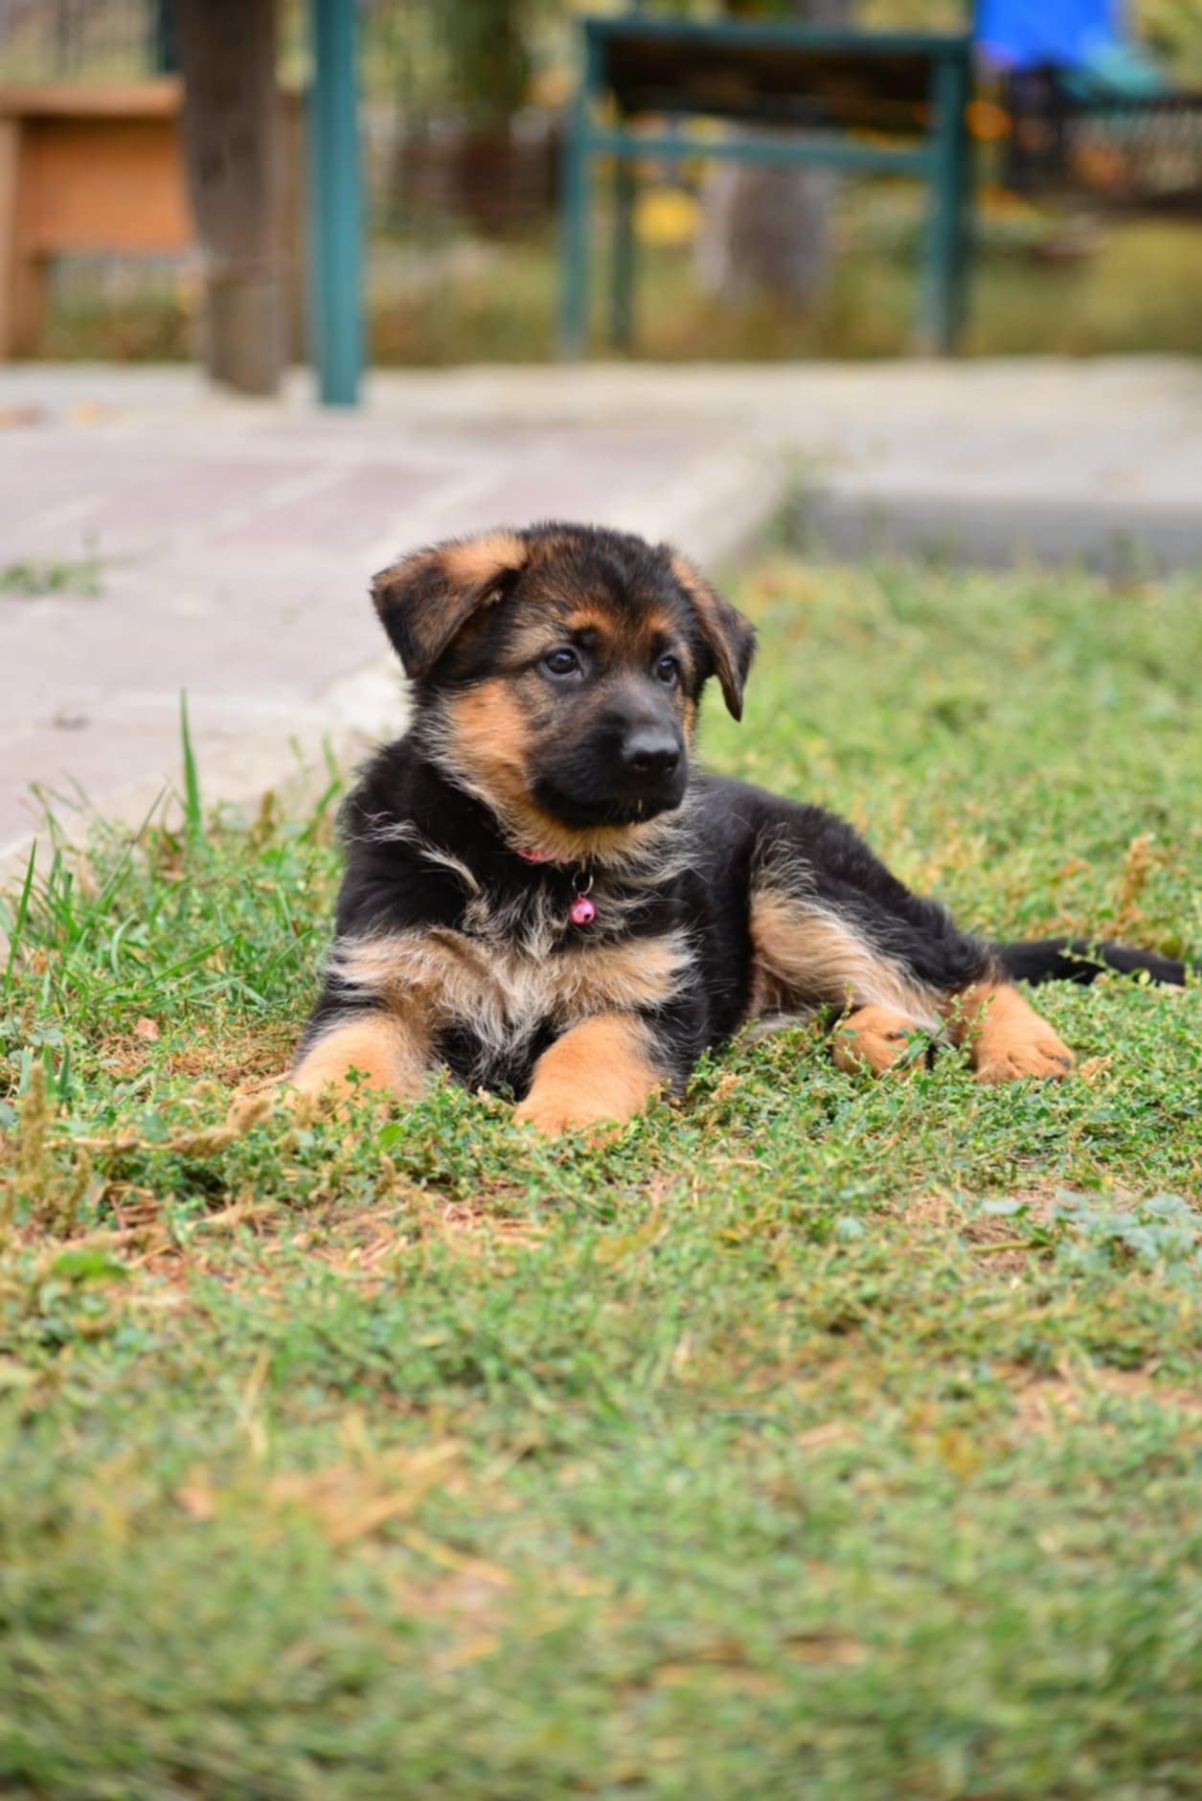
(996, 937), (1189, 988)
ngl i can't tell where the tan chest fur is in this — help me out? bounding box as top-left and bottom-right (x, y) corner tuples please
(332, 926), (691, 1066)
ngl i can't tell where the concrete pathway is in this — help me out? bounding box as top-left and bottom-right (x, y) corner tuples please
(3, 357), (1201, 878)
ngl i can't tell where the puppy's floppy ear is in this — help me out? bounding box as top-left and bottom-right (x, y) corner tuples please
(371, 529), (529, 680)
(669, 552), (756, 721)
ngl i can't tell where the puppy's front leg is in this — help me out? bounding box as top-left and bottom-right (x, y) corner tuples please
(514, 1013), (665, 1137)
(291, 1006), (429, 1103)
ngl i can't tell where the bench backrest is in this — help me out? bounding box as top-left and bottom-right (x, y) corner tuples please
(584, 16), (972, 136)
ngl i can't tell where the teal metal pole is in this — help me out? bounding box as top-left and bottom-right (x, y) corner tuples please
(559, 28), (603, 358)
(558, 79), (590, 355)
(922, 47), (971, 355)
(309, 0), (363, 405)
(584, 128), (930, 176)
(610, 156), (636, 351)
(149, 0), (178, 74)
(950, 59), (976, 346)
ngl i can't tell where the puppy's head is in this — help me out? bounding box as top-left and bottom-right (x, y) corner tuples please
(371, 523), (755, 860)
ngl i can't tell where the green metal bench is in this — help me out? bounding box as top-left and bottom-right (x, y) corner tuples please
(559, 13), (975, 358)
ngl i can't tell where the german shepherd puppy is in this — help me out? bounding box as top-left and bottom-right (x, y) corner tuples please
(292, 523), (1185, 1134)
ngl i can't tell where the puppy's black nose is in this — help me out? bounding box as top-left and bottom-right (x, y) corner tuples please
(621, 728), (681, 782)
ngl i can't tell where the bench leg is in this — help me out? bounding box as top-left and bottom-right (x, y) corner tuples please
(559, 105), (590, 359)
(922, 52), (971, 356)
(610, 155), (635, 352)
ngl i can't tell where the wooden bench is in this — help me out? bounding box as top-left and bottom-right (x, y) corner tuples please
(0, 79), (191, 358)
(559, 15), (975, 357)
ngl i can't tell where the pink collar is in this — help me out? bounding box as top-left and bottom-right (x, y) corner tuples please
(515, 846), (596, 926)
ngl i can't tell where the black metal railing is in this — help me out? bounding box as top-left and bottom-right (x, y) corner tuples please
(1005, 66), (1202, 214)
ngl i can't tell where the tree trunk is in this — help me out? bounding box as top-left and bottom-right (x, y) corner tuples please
(695, 0), (851, 308)
(174, 0), (286, 395)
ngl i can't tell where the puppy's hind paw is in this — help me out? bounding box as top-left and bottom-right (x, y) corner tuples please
(974, 1032), (1074, 1084)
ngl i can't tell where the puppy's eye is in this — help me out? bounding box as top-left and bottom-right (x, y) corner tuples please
(543, 647), (581, 678)
(654, 654), (680, 686)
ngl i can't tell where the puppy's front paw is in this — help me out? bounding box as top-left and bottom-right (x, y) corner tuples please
(975, 1030), (1074, 1084)
(832, 1005), (930, 1077)
(513, 1093), (622, 1139)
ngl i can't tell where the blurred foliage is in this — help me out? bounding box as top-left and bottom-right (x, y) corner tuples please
(434, 0), (537, 120)
(1136, 0), (1202, 79)
(858, 0), (970, 25)
(3, 1), (1201, 103)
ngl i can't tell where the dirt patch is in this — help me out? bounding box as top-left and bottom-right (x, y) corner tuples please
(1007, 1362), (1202, 1436)
(98, 1019), (295, 1085)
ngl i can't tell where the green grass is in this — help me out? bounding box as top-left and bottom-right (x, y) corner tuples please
(2, 555), (1201, 1798)
(0, 557), (104, 599)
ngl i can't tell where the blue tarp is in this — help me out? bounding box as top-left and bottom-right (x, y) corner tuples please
(976, 0), (1124, 69)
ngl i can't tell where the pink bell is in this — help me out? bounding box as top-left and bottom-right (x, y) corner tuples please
(570, 893), (596, 927)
